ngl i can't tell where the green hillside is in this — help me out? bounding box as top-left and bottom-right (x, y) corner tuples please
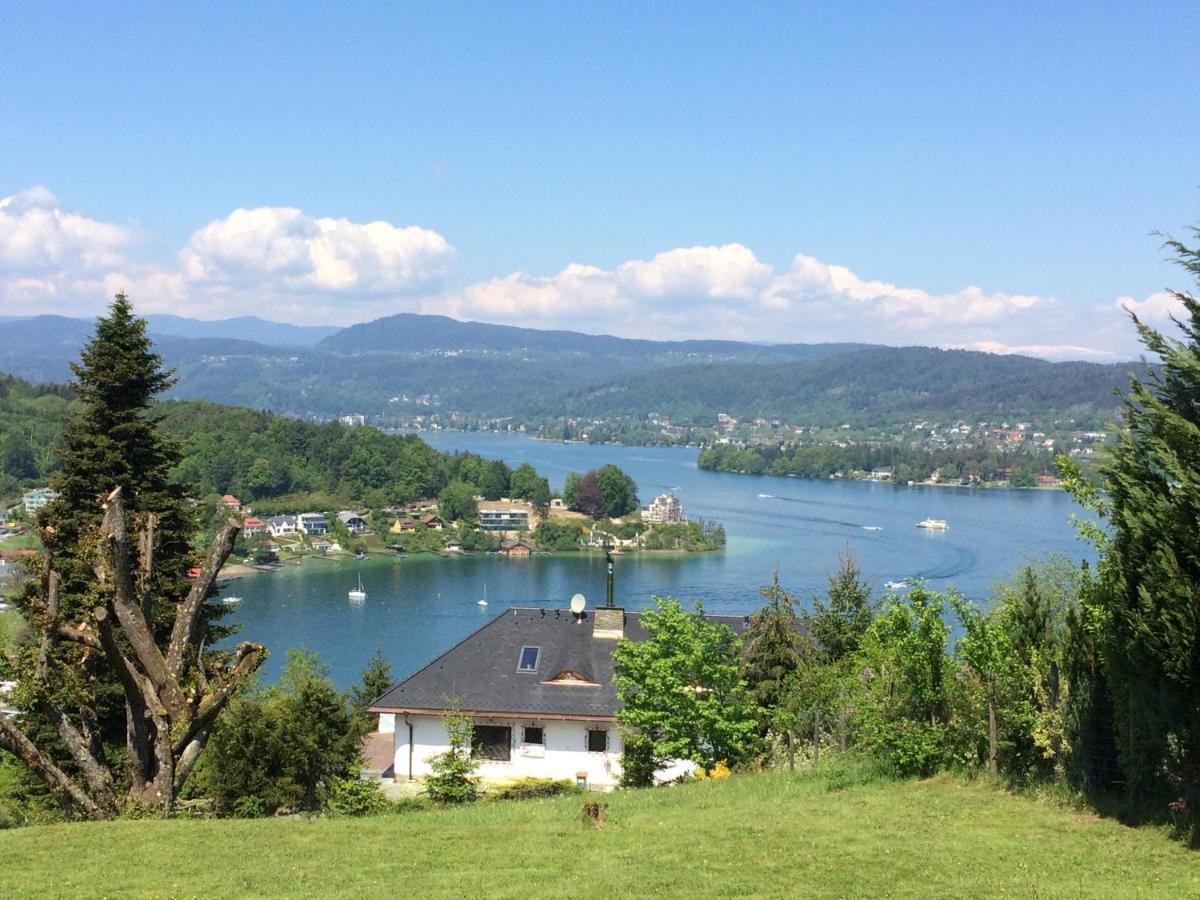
(0, 313), (1135, 427)
(0, 769), (1194, 898)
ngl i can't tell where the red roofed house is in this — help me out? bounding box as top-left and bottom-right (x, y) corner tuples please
(243, 517), (266, 537)
(220, 494), (242, 511)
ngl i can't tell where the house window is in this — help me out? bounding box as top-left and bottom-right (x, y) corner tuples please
(516, 646), (540, 673)
(523, 726), (544, 745)
(472, 725), (512, 761)
(586, 729), (608, 753)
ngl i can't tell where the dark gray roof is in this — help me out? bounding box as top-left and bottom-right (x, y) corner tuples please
(370, 607), (749, 720)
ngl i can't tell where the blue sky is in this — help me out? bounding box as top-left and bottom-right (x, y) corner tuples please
(1, 2), (1197, 357)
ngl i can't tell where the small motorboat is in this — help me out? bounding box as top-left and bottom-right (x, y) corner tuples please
(885, 580), (909, 591)
(348, 573), (366, 602)
(354, 551), (366, 560)
(916, 519), (949, 530)
(222, 596), (242, 605)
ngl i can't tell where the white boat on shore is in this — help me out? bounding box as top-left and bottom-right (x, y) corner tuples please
(916, 518), (949, 530)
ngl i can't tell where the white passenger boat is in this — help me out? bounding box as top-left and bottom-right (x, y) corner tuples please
(915, 519), (949, 530)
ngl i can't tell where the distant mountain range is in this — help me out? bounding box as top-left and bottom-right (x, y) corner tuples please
(0, 311), (1138, 428)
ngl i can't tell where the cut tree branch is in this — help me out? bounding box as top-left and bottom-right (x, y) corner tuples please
(167, 516), (240, 683)
(0, 715), (106, 820)
(172, 642), (267, 756)
(99, 488), (178, 712)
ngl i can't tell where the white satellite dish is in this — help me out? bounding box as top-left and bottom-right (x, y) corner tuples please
(570, 593), (586, 615)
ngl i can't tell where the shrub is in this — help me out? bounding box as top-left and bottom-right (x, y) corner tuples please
(424, 709), (479, 804)
(489, 778), (579, 801)
(619, 731), (659, 788)
(326, 777), (387, 817)
(232, 796), (266, 819)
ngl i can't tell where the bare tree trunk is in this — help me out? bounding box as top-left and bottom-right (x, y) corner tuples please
(987, 693), (998, 776)
(838, 707), (847, 752)
(787, 729), (795, 772)
(813, 710), (821, 766)
(0, 487), (266, 819)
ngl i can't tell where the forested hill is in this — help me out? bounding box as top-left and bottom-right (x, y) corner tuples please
(0, 311), (1137, 427)
(558, 346), (1138, 427)
(0, 374), (548, 510)
(318, 311), (867, 362)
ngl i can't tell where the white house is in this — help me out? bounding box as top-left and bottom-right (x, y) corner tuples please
(22, 487), (59, 514)
(369, 605), (749, 789)
(298, 512), (329, 535)
(642, 493), (684, 524)
(266, 515), (297, 536)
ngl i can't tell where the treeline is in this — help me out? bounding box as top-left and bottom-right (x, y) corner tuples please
(698, 441), (1058, 484)
(0, 374), (73, 498)
(0, 382), (553, 511)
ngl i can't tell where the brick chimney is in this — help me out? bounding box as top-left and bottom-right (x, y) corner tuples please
(593, 606), (625, 640)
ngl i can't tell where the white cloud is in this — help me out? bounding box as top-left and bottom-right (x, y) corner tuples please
(0, 186), (1180, 357)
(1115, 290), (1187, 322)
(438, 246), (1059, 346)
(945, 340), (1116, 360)
(0, 186), (131, 273)
(179, 206), (454, 294)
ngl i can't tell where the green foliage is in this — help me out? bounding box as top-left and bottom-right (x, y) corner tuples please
(509, 463), (551, 513)
(617, 731), (659, 788)
(810, 553), (875, 661)
(614, 596), (758, 772)
(699, 441), (1059, 485)
(741, 574), (810, 734)
(232, 795), (266, 819)
(532, 519), (582, 551)
(639, 519), (725, 551)
(851, 587), (970, 777)
(594, 464), (639, 517)
(424, 708), (479, 804)
(202, 650), (366, 815)
(438, 479), (478, 523)
(1061, 231), (1200, 842)
(325, 777), (387, 817)
(487, 777), (579, 801)
(562, 465), (638, 518)
(350, 649), (393, 730)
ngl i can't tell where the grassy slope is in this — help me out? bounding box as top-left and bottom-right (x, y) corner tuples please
(1, 771), (1195, 898)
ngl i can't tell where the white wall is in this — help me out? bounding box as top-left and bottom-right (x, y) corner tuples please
(387, 714), (625, 788)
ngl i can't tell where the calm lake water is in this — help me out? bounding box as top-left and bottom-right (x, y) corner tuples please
(223, 434), (1095, 687)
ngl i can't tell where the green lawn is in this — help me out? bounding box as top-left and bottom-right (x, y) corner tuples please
(1, 768), (1195, 898)
(0, 608), (22, 654)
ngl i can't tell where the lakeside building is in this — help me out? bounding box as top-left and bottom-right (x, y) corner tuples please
(298, 513), (329, 535)
(642, 492), (684, 524)
(369, 605), (749, 789)
(266, 515), (297, 536)
(21, 487), (59, 514)
(337, 511), (367, 534)
(479, 507), (530, 532)
(219, 494), (242, 511)
(242, 516), (266, 537)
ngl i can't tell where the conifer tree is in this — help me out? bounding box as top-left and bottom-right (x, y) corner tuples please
(742, 573), (810, 733)
(1063, 229), (1200, 841)
(810, 553), (874, 661)
(0, 295), (265, 817)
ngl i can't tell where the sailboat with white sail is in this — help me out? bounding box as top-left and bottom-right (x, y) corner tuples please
(348, 573), (366, 602)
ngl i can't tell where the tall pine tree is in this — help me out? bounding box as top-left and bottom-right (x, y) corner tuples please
(1071, 230), (1200, 842)
(1, 295), (263, 817)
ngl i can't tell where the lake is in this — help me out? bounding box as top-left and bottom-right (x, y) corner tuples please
(223, 434), (1094, 687)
